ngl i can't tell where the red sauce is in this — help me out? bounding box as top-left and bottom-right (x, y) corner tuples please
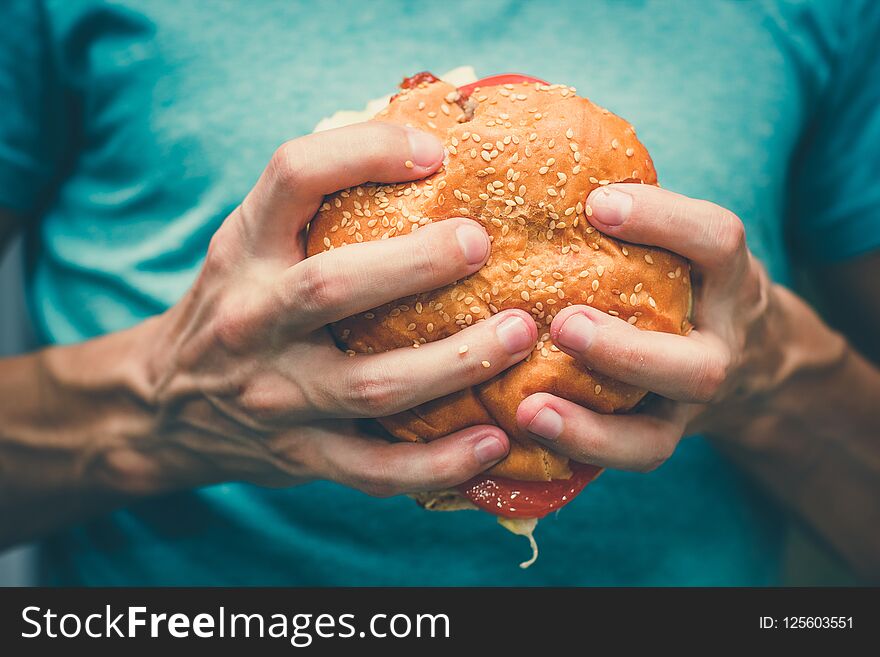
(457, 461), (603, 519)
(390, 71), (441, 102)
(400, 71), (440, 89)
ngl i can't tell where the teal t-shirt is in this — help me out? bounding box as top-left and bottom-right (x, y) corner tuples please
(2, 0), (879, 585)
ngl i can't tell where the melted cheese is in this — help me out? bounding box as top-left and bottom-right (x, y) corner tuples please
(497, 517), (539, 569)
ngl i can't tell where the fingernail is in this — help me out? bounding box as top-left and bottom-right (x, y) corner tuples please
(556, 312), (594, 352)
(496, 315), (533, 354)
(405, 127), (444, 167)
(587, 188), (632, 225)
(528, 407), (564, 440)
(455, 223), (489, 265)
(474, 435), (508, 464)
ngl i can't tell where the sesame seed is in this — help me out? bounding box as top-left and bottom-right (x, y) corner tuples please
(644, 254), (654, 265)
(481, 360), (491, 368)
(404, 160), (414, 169)
(566, 128), (574, 139)
(459, 345), (469, 354)
(594, 384), (602, 395)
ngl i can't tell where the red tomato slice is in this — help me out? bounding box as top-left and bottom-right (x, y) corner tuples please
(457, 461), (603, 519)
(457, 73), (550, 98)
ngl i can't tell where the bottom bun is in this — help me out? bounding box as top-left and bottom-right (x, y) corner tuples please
(380, 347), (645, 482)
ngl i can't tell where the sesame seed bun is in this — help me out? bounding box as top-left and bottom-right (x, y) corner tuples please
(307, 74), (691, 482)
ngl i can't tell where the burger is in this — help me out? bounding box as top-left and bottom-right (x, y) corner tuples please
(307, 71), (692, 566)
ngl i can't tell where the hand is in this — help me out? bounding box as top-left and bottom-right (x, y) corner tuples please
(131, 122), (540, 496)
(516, 183), (790, 472)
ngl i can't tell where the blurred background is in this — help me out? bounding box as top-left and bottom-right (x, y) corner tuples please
(0, 237), (37, 586)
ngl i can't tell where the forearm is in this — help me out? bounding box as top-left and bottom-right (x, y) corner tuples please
(706, 286), (880, 581)
(0, 317), (203, 549)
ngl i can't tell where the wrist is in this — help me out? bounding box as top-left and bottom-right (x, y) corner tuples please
(38, 314), (229, 497)
(765, 284), (849, 396)
(693, 283), (848, 438)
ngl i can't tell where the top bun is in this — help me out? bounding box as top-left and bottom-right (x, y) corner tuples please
(307, 74), (691, 482)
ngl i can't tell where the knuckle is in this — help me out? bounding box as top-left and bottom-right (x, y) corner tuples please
(640, 437), (676, 473)
(616, 339), (649, 376)
(363, 123), (402, 162)
(212, 301), (256, 353)
(240, 377), (310, 425)
(408, 234), (443, 282)
(293, 258), (346, 314)
(689, 351), (730, 402)
(345, 362), (404, 417)
(204, 225), (237, 275)
(716, 212), (746, 261)
(237, 381), (281, 425)
(269, 140), (309, 190)
(338, 122), (402, 173)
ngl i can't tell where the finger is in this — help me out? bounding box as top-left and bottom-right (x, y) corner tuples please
(516, 393), (691, 472)
(313, 424), (510, 496)
(307, 309), (538, 419)
(240, 122), (445, 256)
(550, 305), (730, 403)
(586, 183), (748, 274)
(280, 217), (490, 331)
